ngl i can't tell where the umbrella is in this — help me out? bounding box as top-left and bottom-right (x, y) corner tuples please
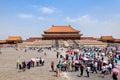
(86, 52), (90, 55)
(114, 57), (119, 61)
(74, 60), (79, 64)
(113, 68), (119, 75)
(101, 53), (105, 56)
(74, 49), (79, 52)
(103, 61), (107, 64)
(90, 52), (94, 56)
(82, 57), (89, 61)
(66, 50), (73, 53)
(31, 58), (36, 62)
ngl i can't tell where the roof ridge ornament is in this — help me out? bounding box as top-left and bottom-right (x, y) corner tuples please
(68, 25), (71, 27)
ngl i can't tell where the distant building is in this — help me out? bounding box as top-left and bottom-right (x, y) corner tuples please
(114, 39), (120, 43)
(0, 25), (120, 46)
(42, 25), (83, 40)
(81, 37), (97, 40)
(6, 36), (22, 44)
(26, 37), (42, 42)
(99, 36), (114, 43)
(0, 40), (7, 44)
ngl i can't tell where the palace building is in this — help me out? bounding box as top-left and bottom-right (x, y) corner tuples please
(6, 36), (22, 44)
(42, 25), (83, 40)
(99, 36), (115, 43)
(0, 40), (7, 44)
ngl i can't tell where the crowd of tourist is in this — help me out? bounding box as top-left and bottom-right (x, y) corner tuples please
(14, 43), (120, 80)
(54, 44), (120, 80)
(16, 56), (45, 72)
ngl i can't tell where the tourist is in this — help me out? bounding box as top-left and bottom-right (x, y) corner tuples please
(98, 60), (103, 71)
(71, 60), (74, 71)
(92, 61), (98, 73)
(24, 49), (27, 52)
(51, 61), (54, 71)
(27, 61), (31, 69)
(56, 65), (59, 77)
(41, 58), (44, 66)
(36, 57), (40, 66)
(56, 52), (59, 58)
(101, 63), (107, 78)
(16, 60), (19, 69)
(22, 60), (26, 71)
(86, 65), (90, 77)
(80, 64), (84, 76)
(57, 61), (61, 72)
(109, 63), (112, 74)
(44, 52), (46, 56)
(39, 57), (42, 65)
(75, 62), (79, 72)
(18, 63), (22, 71)
(112, 66), (119, 80)
(30, 59), (35, 67)
(65, 54), (69, 60)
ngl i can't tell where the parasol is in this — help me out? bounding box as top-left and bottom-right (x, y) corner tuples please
(74, 60), (79, 64)
(103, 61), (107, 64)
(86, 52), (90, 55)
(114, 57), (119, 61)
(66, 50), (73, 53)
(82, 57), (89, 61)
(113, 68), (119, 75)
(31, 58), (36, 62)
(101, 53), (105, 56)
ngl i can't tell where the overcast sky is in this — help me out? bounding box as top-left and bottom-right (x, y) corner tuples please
(0, 0), (120, 39)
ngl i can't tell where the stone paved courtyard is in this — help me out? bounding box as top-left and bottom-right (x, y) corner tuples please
(0, 47), (119, 80)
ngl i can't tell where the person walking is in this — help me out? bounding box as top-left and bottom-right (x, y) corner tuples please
(56, 66), (59, 77)
(80, 64), (84, 76)
(112, 66), (119, 80)
(92, 61), (97, 73)
(36, 57), (39, 66)
(41, 58), (44, 66)
(51, 61), (54, 71)
(56, 52), (59, 58)
(18, 63), (22, 72)
(109, 63), (112, 74)
(57, 61), (61, 72)
(86, 65), (90, 77)
(22, 61), (26, 71)
(16, 60), (19, 69)
(44, 52), (46, 56)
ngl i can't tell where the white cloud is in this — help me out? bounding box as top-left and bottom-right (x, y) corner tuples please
(78, 15), (98, 25)
(37, 16), (45, 21)
(66, 17), (77, 22)
(39, 7), (55, 14)
(65, 15), (98, 25)
(18, 13), (33, 19)
(65, 14), (120, 38)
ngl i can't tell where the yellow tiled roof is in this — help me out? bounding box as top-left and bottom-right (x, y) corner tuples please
(114, 39), (120, 42)
(42, 34), (81, 37)
(0, 40), (7, 43)
(100, 36), (114, 41)
(7, 36), (22, 41)
(44, 25), (80, 32)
